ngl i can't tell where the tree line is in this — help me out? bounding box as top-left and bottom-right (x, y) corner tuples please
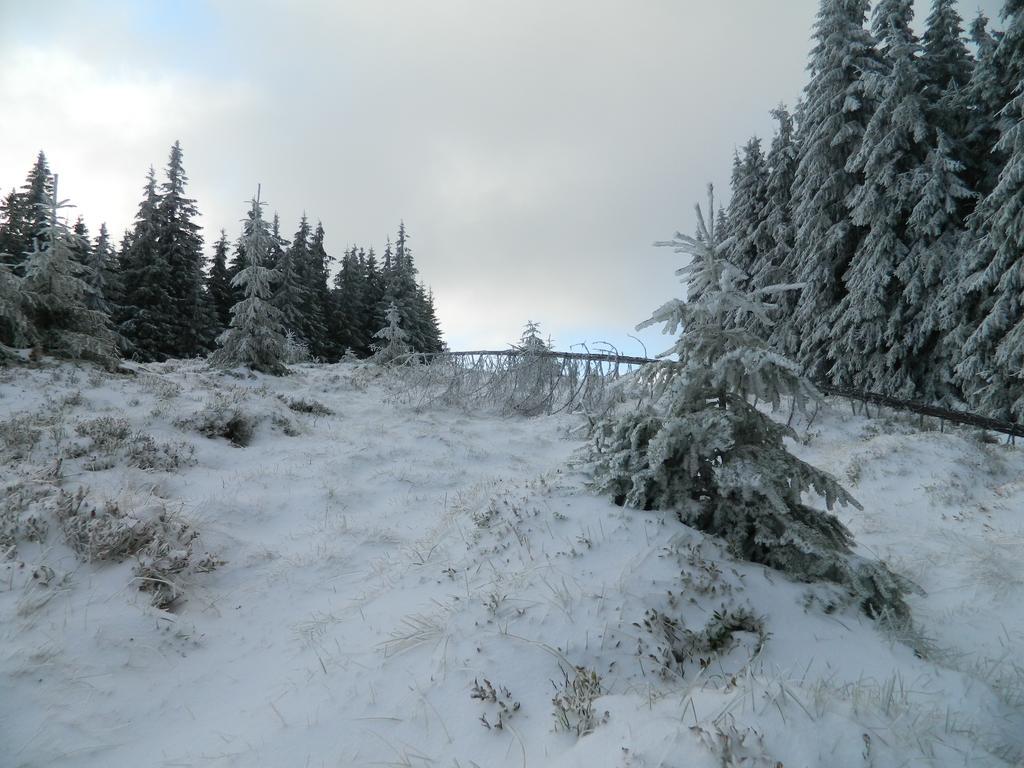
(0, 141), (443, 367)
(710, 0), (1024, 420)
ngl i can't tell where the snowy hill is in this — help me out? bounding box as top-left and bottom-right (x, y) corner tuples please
(2, 361), (1023, 767)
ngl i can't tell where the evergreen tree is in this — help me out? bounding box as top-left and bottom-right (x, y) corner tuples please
(761, 106), (801, 357)
(20, 176), (118, 366)
(590, 186), (909, 619)
(288, 215), (327, 356)
(85, 222), (115, 315)
(725, 137), (770, 279)
(0, 189), (22, 267)
(894, 130), (973, 403)
(0, 262), (32, 358)
(118, 167), (173, 361)
(212, 189), (288, 375)
(331, 246), (369, 355)
(308, 221), (333, 359)
(361, 247), (385, 350)
(826, 0), (931, 393)
(271, 224), (312, 341)
(208, 230), (233, 331)
(955, 86), (1024, 417)
(156, 141), (212, 357)
(0, 152), (54, 273)
(370, 301), (411, 364)
(921, 0), (972, 98)
(789, 0), (881, 378)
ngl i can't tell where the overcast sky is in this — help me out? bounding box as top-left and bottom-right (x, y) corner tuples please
(0, 0), (1004, 355)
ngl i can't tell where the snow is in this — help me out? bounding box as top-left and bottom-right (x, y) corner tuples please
(2, 360), (1023, 767)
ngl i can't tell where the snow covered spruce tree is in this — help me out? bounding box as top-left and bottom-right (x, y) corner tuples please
(211, 189), (289, 375)
(589, 186), (910, 620)
(787, 0), (881, 379)
(19, 177), (119, 366)
(370, 301), (412, 365)
(827, 0), (932, 394)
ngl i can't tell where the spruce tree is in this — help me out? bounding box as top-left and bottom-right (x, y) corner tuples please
(590, 186), (909, 619)
(308, 221), (333, 359)
(20, 176), (118, 366)
(921, 0), (972, 98)
(156, 141), (211, 357)
(890, 131), (973, 403)
(288, 215), (327, 356)
(207, 230), (233, 331)
(271, 226), (311, 342)
(725, 137), (770, 279)
(761, 106), (801, 357)
(0, 153), (54, 274)
(118, 167), (173, 361)
(827, 0), (931, 393)
(789, 0), (881, 378)
(0, 262), (32, 358)
(955, 89), (1024, 417)
(370, 301), (411, 364)
(0, 189), (22, 268)
(85, 222), (115, 315)
(211, 189), (288, 375)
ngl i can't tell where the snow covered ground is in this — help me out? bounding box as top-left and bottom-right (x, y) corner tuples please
(2, 360), (1023, 767)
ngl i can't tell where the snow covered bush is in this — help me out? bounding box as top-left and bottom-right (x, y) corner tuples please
(54, 487), (221, 608)
(176, 396), (256, 447)
(590, 186), (911, 620)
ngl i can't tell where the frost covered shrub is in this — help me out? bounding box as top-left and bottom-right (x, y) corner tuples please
(590, 187), (911, 620)
(0, 414), (43, 462)
(54, 488), (221, 607)
(177, 397), (256, 446)
(71, 416), (196, 471)
(551, 666), (607, 737)
(1, 484), (50, 556)
(282, 396), (333, 416)
(635, 605), (767, 678)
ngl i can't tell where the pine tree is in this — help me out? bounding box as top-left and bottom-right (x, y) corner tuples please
(211, 189), (288, 375)
(207, 230), (233, 331)
(20, 176), (118, 366)
(590, 186), (909, 619)
(827, 0), (931, 393)
(789, 0), (881, 378)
